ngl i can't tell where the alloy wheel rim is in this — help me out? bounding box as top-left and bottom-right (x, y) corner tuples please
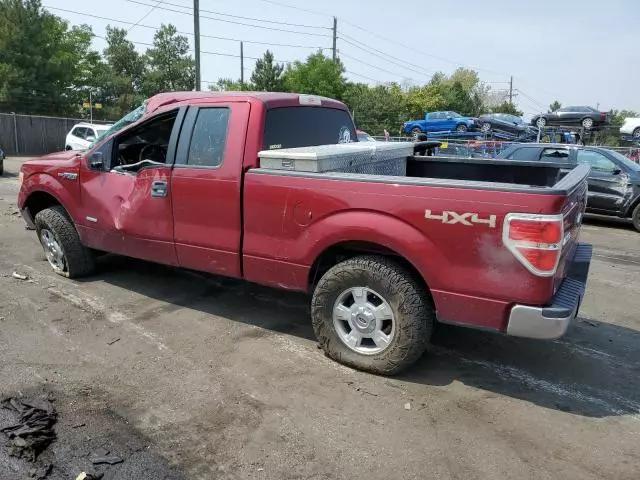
(40, 229), (66, 273)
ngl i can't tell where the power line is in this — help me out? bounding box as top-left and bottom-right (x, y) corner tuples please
(126, 0), (332, 37)
(338, 32), (436, 79)
(338, 52), (418, 83)
(344, 70), (382, 84)
(167, 0), (329, 29)
(128, 0), (164, 32)
(248, 0), (332, 18)
(516, 89), (547, 110)
(45, 5), (326, 49)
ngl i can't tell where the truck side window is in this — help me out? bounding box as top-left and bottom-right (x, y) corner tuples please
(540, 148), (569, 160)
(187, 108), (230, 168)
(577, 150), (617, 172)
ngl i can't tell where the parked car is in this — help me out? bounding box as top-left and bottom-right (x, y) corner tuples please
(19, 91), (592, 375)
(0, 145), (5, 175)
(402, 111), (478, 135)
(499, 143), (640, 230)
(531, 106), (609, 130)
(478, 113), (538, 138)
(65, 123), (112, 151)
(620, 117), (640, 141)
(356, 130), (376, 142)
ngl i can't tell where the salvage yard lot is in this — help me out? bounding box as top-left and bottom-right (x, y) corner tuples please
(1, 157), (639, 479)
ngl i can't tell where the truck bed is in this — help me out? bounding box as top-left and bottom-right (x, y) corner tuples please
(254, 155), (588, 195)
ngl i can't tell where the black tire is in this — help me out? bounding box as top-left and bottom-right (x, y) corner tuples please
(455, 123), (468, 132)
(632, 203), (640, 232)
(65, 145), (72, 151)
(34, 206), (95, 278)
(536, 117), (547, 128)
(480, 122), (492, 133)
(0, 163), (3, 176)
(632, 127), (640, 140)
(311, 255), (434, 375)
(411, 127), (422, 137)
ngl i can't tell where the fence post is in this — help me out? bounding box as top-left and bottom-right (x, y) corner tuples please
(12, 112), (19, 155)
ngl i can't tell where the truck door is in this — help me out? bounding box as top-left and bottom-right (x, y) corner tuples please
(577, 149), (628, 213)
(170, 102), (250, 278)
(78, 108), (185, 265)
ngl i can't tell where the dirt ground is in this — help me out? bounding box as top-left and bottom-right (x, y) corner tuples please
(1, 157), (639, 480)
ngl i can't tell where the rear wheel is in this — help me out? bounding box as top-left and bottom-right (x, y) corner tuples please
(632, 127), (640, 140)
(411, 127), (422, 138)
(455, 124), (468, 132)
(632, 203), (640, 232)
(34, 206), (95, 278)
(536, 117), (547, 128)
(311, 255), (434, 375)
(480, 122), (492, 133)
(581, 117), (594, 130)
(65, 145), (72, 151)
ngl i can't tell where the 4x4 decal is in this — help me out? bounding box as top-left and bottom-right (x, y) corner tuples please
(425, 210), (497, 228)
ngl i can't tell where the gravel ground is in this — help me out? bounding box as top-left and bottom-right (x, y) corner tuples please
(0, 157), (638, 480)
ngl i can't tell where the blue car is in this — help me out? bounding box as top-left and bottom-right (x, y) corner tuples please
(402, 111), (478, 135)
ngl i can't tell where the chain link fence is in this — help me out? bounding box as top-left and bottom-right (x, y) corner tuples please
(0, 113), (111, 156)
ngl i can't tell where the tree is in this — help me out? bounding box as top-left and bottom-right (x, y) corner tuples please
(343, 82), (407, 135)
(491, 101), (523, 116)
(250, 50), (285, 92)
(284, 51), (347, 100)
(548, 100), (562, 112)
(142, 24), (194, 97)
(208, 78), (253, 91)
(0, 0), (99, 115)
(102, 26), (147, 116)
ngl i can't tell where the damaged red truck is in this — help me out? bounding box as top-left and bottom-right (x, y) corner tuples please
(18, 92), (592, 374)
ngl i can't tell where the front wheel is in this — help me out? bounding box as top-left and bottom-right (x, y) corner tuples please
(536, 117), (547, 128)
(632, 203), (640, 232)
(411, 127), (422, 138)
(34, 206), (95, 278)
(455, 124), (468, 132)
(480, 122), (492, 133)
(632, 127), (640, 140)
(311, 256), (434, 375)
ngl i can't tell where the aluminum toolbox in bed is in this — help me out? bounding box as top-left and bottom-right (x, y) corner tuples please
(258, 142), (414, 176)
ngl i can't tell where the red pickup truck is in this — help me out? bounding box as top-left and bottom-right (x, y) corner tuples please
(18, 92), (592, 374)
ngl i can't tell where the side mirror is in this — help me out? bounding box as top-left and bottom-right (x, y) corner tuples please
(89, 152), (104, 170)
(612, 168), (622, 175)
(86, 136), (96, 142)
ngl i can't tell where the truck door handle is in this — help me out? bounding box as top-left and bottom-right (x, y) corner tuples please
(151, 180), (168, 197)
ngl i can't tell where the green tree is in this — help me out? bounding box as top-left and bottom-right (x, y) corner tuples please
(548, 100), (562, 112)
(250, 50), (285, 92)
(142, 24), (194, 97)
(343, 82), (406, 135)
(208, 78), (253, 91)
(491, 101), (523, 116)
(102, 26), (147, 116)
(0, 0), (98, 115)
(284, 51), (346, 100)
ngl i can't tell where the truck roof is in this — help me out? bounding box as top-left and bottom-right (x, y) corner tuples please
(147, 91), (348, 114)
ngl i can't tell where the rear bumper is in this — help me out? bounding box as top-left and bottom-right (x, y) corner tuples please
(506, 243), (592, 339)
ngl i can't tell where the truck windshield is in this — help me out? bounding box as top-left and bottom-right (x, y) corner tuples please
(263, 107), (357, 150)
(88, 100), (148, 149)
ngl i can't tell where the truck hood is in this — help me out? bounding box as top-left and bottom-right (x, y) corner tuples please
(24, 150), (81, 167)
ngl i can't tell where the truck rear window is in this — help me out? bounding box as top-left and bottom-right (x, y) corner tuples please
(264, 107), (357, 150)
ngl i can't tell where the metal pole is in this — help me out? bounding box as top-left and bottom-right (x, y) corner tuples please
(509, 76), (513, 104)
(89, 91), (93, 124)
(240, 41), (244, 87)
(332, 17), (337, 62)
(194, 0), (201, 91)
(12, 112), (19, 155)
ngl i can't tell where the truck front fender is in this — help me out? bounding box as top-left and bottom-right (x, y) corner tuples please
(19, 173), (80, 223)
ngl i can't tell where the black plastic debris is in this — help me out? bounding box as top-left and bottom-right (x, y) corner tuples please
(1, 397), (57, 461)
(91, 455), (124, 465)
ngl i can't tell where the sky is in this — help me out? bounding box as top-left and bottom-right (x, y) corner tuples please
(43, 0), (640, 118)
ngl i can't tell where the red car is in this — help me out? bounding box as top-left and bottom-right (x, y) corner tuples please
(18, 92), (592, 374)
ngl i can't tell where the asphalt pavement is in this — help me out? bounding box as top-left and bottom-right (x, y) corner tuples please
(0, 156), (638, 480)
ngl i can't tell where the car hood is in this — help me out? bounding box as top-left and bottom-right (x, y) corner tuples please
(22, 150), (81, 169)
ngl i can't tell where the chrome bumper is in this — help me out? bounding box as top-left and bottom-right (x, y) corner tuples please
(506, 243), (592, 339)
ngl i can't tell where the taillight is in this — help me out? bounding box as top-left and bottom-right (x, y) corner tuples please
(503, 213), (564, 276)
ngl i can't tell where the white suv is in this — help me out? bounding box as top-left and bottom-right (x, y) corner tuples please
(65, 123), (112, 151)
(620, 117), (640, 140)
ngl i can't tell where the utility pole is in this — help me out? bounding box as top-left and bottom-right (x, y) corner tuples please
(240, 41), (244, 86)
(509, 76), (513, 104)
(89, 91), (93, 124)
(332, 16), (337, 62)
(194, 0), (201, 91)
